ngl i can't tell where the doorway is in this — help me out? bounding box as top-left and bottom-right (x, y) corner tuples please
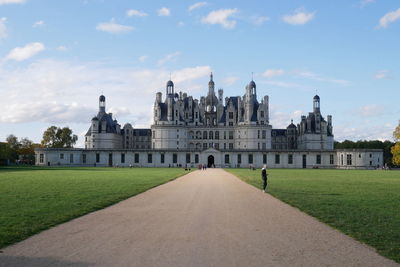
(302, 154), (306, 168)
(207, 155), (214, 168)
(108, 153), (113, 167)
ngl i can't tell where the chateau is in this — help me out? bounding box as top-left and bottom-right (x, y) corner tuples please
(35, 73), (382, 169)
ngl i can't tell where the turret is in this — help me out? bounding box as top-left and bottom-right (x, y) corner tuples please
(166, 80), (174, 96)
(313, 95), (320, 114)
(99, 95), (106, 114)
(156, 92), (162, 103)
(208, 72), (215, 96)
(218, 88), (223, 104)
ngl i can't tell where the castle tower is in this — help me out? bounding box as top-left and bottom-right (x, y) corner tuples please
(99, 95), (106, 114)
(313, 94), (320, 114)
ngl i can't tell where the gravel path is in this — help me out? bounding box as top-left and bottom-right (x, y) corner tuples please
(1, 169), (398, 267)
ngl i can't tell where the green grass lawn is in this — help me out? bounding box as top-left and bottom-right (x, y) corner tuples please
(0, 167), (189, 248)
(226, 168), (400, 263)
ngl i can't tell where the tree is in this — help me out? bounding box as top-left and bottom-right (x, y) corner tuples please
(5, 134), (20, 162)
(41, 126), (78, 148)
(18, 138), (36, 163)
(391, 122), (400, 166)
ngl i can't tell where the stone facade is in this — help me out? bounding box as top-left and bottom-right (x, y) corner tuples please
(35, 148), (383, 169)
(35, 73), (383, 169)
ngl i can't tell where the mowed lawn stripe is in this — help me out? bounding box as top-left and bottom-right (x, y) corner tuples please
(226, 169), (400, 263)
(0, 167), (188, 248)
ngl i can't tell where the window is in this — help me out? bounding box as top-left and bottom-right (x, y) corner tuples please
(370, 161), (372, 166)
(60, 153), (64, 159)
(161, 154), (165, 164)
(215, 131), (219, 139)
(203, 131), (207, 139)
(195, 154), (199, 164)
(346, 154), (352, 165)
(330, 154), (334, 165)
(288, 154), (293, 164)
(203, 143), (207, 149)
(224, 143), (226, 150)
(186, 153), (191, 163)
(248, 154), (253, 164)
(229, 131), (234, 139)
(229, 122), (233, 126)
(82, 154), (86, 164)
(359, 154), (361, 158)
(148, 154), (152, 163)
(225, 154), (230, 164)
(237, 154), (242, 164)
(229, 143), (233, 150)
(258, 130), (260, 139)
(263, 154), (267, 164)
(316, 155), (321, 164)
(229, 112), (233, 119)
(96, 153), (100, 163)
(262, 130), (266, 139)
(224, 131), (226, 139)
(262, 143), (266, 149)
(341, 154), (343, 165)
(275, 154), (280, 164)
(39, 153), (44, 163)
(209, 131), (213, 139)
(121, 153), (125, 164)
(173, 154), (177, 163)
(134, 153), (139, 163)
(370, 153), (372, 158)
(70, 154), (74, 163)
(260, 111), (264, 118)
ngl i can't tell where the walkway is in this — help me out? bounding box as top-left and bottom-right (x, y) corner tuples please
(1, 169), (397, 266)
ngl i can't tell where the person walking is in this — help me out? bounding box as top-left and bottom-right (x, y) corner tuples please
(261, 165), (268, 192)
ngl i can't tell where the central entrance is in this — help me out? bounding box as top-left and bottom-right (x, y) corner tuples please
(207, 155), (214, 168)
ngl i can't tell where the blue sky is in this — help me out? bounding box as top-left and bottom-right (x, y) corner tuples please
(0, 0), (399, 147)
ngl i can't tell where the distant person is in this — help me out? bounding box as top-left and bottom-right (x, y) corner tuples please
(261, 165), (268, 192)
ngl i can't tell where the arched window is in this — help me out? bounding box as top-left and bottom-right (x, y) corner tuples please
(203, 131), (207, 139)
(215, 131), (219, 139)
(209, 131), (213, 139)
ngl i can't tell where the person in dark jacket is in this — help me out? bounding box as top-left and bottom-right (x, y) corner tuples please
(261, 165), (268, 192)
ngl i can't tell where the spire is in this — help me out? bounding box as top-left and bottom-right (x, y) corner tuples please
(210, 72), (213, 81)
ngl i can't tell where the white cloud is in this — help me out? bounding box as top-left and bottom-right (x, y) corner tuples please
(282, 8), (315, 25)
(374, 70), (390, 79)
(263, 69), (285, 78)
(96, 19), (134, 34)
(158, 51), (181, 65)
(188, 2), (207, 12)
(378, 8), (400, 28)
(0, 0), (26, 5)
(32, 20), (45, 28)
(222, 76), (239, 86)
(358, 104), (385, 117)
(5, 42), (45, 61)
(252, 16), (270, 25)
(270, 106), (303, 128)
(56, 45), (67, 51)
(201, 8), (238, 29)
(126, 9), (148, 17)
(157, 7), (171, 16)
(0, 17), (7, 39)
(295, 70), (350, 86)
(263, 80), (303, 89)
(334, 123), (394, 141)
(0, 58), (212, 145)
(177, 21), (185, 27)
(360, 0), (375, 7)
(138, 55), (147, 62)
